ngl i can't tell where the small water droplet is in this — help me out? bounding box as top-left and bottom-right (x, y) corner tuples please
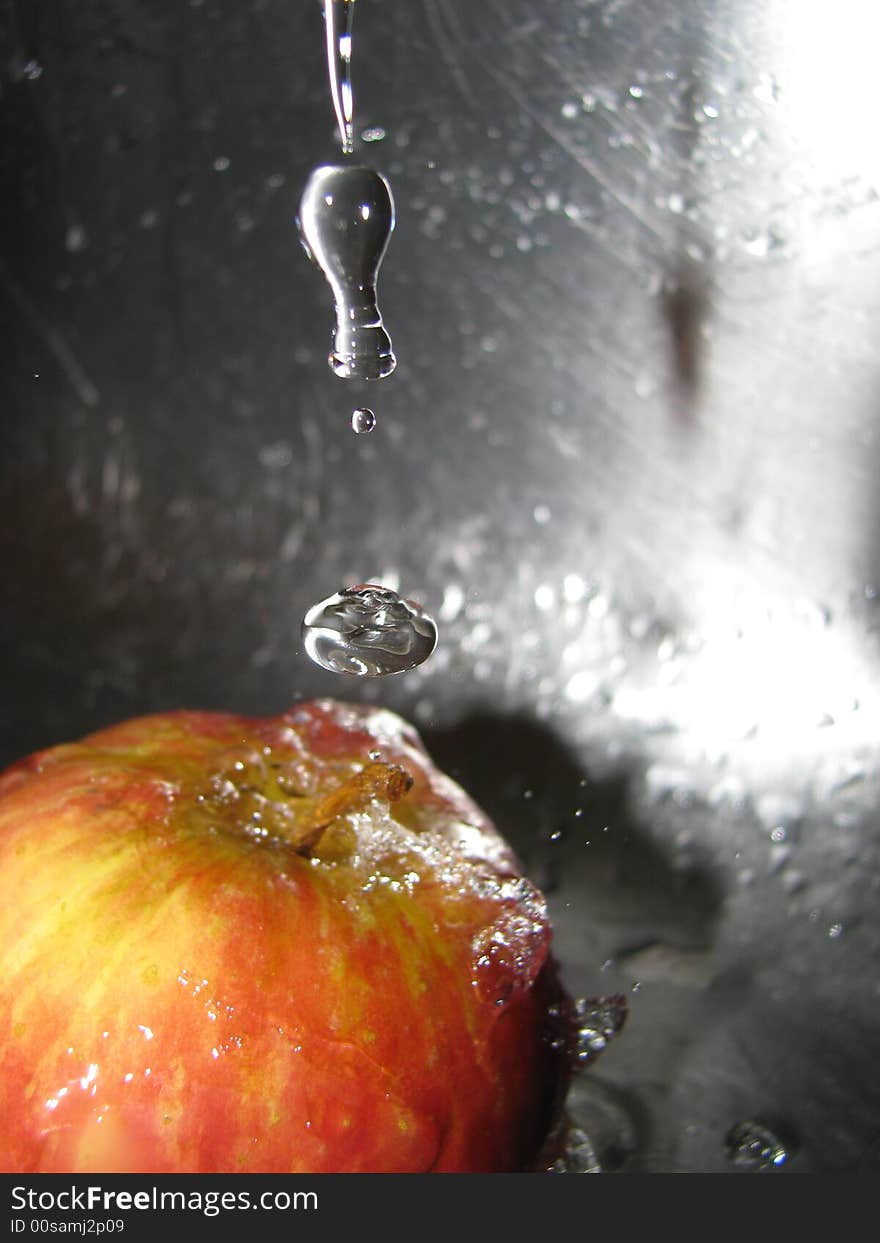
(65, 223), (87, 253)
(302, 584), (438, 677)
(572, 995), (628, 1067)
(361, 126), (386, 143)
(549, 1126), (602, 1173)
(298, 164), (396, 380)
(213, 155), (230, 172)
(725, 1120), (792, 1170)
(351, 407), (376, 434)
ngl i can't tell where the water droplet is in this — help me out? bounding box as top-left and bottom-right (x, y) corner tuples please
(549, 1126), (602, 1173)
(302, 584), (438, 677)
(361, 126), (386, 144)
(212, 155), (230, 172)
(351, 407), (376, 434)
(439, 582), (465, 622)
(725, 1120), (792, 1170)
(572, 995), (628, 1067)
(323, 0), (356, 154)
(65, 223), (87, 253)
(298, 164), (397, 380)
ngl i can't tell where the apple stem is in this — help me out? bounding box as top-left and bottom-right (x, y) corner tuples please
(292, 761), (413, 854)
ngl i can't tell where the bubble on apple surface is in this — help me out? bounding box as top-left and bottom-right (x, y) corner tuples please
(301, 584), (438, 676)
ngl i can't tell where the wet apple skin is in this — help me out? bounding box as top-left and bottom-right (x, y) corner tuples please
(0, 700), (567, 1173)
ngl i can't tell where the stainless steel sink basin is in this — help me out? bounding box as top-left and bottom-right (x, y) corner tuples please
(2, 0), (879, 1173)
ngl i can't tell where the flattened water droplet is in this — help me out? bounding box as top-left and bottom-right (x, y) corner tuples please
(725, 1120), (792, 1170)
(351, 407), (376, 434)
(298, 164), (396, 380)
(302, 584), (438, 677)
(572, 995), (628, 1067)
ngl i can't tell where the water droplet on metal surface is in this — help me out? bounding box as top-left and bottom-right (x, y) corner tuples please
(548, 1126), (602, 1173)
(302, 584), (438, 677)
(298, 164), (397, 380)
(65, 223), (87, 253)
(725, 1120), (792, 1170)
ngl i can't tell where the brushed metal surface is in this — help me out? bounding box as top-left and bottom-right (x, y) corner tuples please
(2, 0), (879, 1171)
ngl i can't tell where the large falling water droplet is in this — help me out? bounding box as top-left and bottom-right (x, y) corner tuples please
(302, 584), (438, 676)
(323, 0), (356, 155)
(298, 164), (397, 380)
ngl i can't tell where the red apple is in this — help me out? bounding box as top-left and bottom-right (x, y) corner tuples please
(0, 699), (571, 1173)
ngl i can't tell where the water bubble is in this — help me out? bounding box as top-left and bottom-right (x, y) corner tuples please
(302, 584), (438, 677)
(572, 995), (628, 1067)
(351, 407), (376, 434)
(724, 1120), (792, 1170)
(297, 164), (397, 380)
